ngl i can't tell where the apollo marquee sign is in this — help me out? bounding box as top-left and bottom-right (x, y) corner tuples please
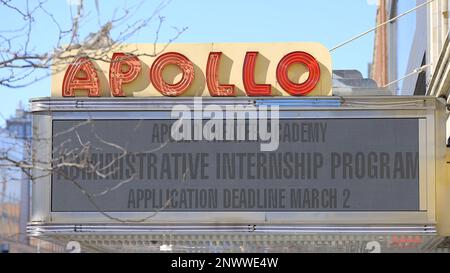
(29, 40), (449, 252)
(42, 42), (443, 226)
(52, 42), (332, 97)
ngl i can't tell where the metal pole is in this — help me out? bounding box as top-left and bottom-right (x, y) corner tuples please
(18, 123), (30, 245)
(18, 170), (29, 244)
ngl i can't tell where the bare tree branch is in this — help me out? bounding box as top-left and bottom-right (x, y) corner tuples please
(0, 0), (187, 88)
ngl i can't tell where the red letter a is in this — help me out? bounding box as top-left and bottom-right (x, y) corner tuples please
(62, 57), (100, 97)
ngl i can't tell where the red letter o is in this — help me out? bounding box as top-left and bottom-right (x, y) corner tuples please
(276, 51), (320, 96)
(150, 52), (195, 96)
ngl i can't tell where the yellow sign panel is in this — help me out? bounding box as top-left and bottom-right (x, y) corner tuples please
(51, 42), (332, 97)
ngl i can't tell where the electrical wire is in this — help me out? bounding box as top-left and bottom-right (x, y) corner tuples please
(383, 64), (431, 88)
(330, 0), (436, 52)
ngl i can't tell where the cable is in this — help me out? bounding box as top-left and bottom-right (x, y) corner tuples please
(383, 64), (431, 88)
(330, 0), (436, 52)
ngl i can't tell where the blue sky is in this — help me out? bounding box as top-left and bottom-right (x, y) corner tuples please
(0, 0), (417, 123)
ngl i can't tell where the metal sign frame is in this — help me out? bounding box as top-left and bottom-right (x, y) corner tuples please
(29, 97), (446, 232)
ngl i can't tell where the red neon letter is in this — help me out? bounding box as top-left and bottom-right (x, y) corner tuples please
(109, 53), (141, 97)
(206, 52), (235, 96)
(243, 52), (271, 96)
(62, 57), (100, 97)
(149, 52), (195, 96)
(276, 51), (320, 96)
